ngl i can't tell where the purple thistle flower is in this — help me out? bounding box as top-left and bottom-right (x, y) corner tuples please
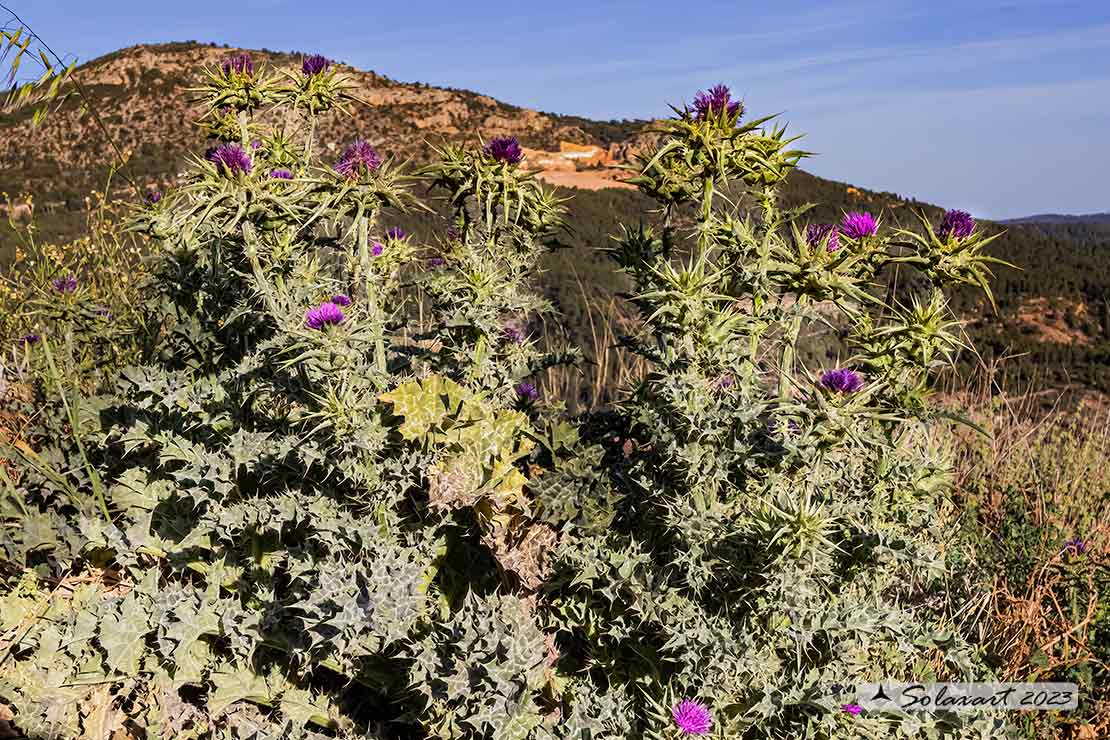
(427, 256), (446, 268)
(331, 294), (351, 307)
(371, 242), (384, 257)
(1065, 536), (1088, 556)
(20, 333), (40, 345)
(672, 700), (712, 736)
(939, 209), (975, 240)
(144, 189), (162, 205)
(270, 169), (293, 179)
(840, 211), (878, 240)
(51, 276), (78, 293)
(386, 227), (407, 240)
(484, 136), (524, 165)
(820, 368), (864, 394)
(806, 223), (841, 253)
(250, 139), (262, 150)
(503, 325), (526, 344)
(692, 84), (742, 121)
(515, 381), (539, 401)
(220, 53), (253, 77)
(335, 139), (381, 179)
(305, 301), (345, 330)
(206, 144), (253, 176)
(302, 54), (332, 76)
(446, 226), (460, 241)
(716, 373), (734, 389)
(841, 703), (863, 716)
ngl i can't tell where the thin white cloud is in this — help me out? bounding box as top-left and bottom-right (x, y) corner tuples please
(677, 23), (1110, 94)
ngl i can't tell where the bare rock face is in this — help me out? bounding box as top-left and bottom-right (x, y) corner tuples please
(607, 128), (665, 162)
(0, 42), (647, 201)
(518, 142), (638, 190)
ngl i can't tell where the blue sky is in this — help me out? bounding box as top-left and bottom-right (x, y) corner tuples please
(8, 0), (1110, 219)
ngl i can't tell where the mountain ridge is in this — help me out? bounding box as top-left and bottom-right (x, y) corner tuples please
(0, 41), (923, 218)
(1002, 213), (1110, 225)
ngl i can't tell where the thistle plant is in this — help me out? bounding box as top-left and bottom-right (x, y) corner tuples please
(0, 62), (1011, 740)
(419, 136), (572, 396)
(536, 85), (1010, 738)
(2, 51), (568, 740)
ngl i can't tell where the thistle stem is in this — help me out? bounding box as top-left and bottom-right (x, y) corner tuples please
(778, 296), (808, 400)
(239, 110), (250, 149)
(243, 225), (281, 317)
(357, 214), (369, 283)
(357, 215), (387, 374)
(304, 114), (317, 163)
(701, 177), (715, 224)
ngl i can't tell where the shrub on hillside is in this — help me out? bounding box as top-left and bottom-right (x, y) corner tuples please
(1, 54), (1009, 739)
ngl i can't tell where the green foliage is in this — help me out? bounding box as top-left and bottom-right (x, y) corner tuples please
(0, 61), (1012, 740)
(1, 18), (76, 127)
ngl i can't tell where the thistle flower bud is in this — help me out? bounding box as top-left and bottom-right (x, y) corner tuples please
(51, 275), (78, 293)
(1064, 536), (1088, 556)
(938, 209), (975, 240)
(335, 140), (381, 179)
(206, 144), (253, 176)
(305, 301), (345, 329)
(220, 53), (253, 77)
(483, 136), (524, 164)
(819, 368), (863, 394)
(672, 700), (712, 735)
(805, 223), (840, 253)
(840, 211), (878, 240)
(302, 54), (332, 76)
(692, 84), (741, 121)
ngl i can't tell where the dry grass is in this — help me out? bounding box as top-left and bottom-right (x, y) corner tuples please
(539, 267), (650, 413)
(943, 364), (1109, 738)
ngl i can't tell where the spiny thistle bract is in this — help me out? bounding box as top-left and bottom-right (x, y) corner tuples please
(0, 68), (1010, 740)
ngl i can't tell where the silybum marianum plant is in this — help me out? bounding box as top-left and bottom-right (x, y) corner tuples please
(0, 52), (1010, 740)
(1, 49), (575, 740)
(532, 85), (1011, 738)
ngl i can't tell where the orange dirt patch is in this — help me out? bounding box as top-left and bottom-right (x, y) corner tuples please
(534, 169), (636, 191)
